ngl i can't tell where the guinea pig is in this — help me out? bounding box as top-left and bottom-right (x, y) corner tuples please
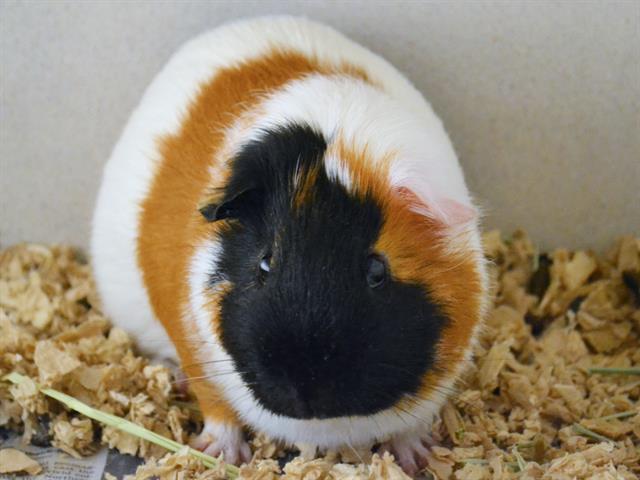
(91, 15), (488, 475)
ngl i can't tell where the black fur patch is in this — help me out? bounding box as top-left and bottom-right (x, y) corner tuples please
(212, 124), (447, 419)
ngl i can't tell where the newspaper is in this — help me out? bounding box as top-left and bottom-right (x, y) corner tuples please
(0, 433), (141, 479)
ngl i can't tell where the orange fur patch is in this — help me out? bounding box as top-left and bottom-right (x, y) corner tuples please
(137, 50), (373, 425)
(292, 163), (321, 210)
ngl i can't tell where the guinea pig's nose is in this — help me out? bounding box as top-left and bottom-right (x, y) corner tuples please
(288, 377), (341, 419)
(252, 336), (352, 419)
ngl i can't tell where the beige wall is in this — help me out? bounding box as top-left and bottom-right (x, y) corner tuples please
(1, 0), (638, 252)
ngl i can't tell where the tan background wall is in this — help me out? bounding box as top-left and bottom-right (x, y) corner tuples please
(1, 0), (638, 252)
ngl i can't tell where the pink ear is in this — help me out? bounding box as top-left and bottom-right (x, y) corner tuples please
(394, 186), (478, 228)
(436, 197), (478, 226)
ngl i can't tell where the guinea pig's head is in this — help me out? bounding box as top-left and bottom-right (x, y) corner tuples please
(198, 123), (486, 423)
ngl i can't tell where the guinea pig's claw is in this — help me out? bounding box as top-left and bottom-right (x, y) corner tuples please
(190, 420), (252, 465)
(379, 431), (434, 477)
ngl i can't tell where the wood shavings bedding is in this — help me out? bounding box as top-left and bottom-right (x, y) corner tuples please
(0, 231), (638, 479)
(0, 447), (43, 475)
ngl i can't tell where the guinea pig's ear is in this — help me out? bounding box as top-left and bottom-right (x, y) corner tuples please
(198, 186), (262, 222)
(393, 185), (478, 229)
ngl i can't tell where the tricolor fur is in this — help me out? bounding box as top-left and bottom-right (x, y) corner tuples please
(92, 15), (488, 455)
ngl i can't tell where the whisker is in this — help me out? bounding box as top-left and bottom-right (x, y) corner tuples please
(409, 388), (475, 409)
(169, 339), (222, 346)
(179, 384), (254, 414)
(375, 363), (463, 399)
(180, 358), (234, 370)
(365, 387), (434, 431)
(174, 369), (248, 385)
(390, 405), (411, 430)
(345, 433), (365, 464)
(370, 413), (385, 441)
(393, 404), (433, 429)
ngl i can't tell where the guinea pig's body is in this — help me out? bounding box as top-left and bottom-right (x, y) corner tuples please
(92, 16), (488, 473)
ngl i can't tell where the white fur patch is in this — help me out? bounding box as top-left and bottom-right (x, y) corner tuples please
(324, 152), (353, 191)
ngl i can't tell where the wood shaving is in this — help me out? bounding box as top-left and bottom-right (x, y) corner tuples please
(0, 447), (43, 475)
(0, 231), (638, 479)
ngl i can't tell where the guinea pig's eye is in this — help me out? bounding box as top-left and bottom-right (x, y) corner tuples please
(259, 254), (272, 274)
(366, 253), (387, 289)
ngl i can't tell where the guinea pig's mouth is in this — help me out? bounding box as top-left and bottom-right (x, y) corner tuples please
(248, 382), (402, 420)
(237, 359), (424, 420)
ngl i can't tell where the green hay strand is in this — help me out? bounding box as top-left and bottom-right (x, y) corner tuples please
(3, 372), (239, 479)
(598, 410), (637, 421)
(572, 423), (613, 443)
(587, 367), (640, 376)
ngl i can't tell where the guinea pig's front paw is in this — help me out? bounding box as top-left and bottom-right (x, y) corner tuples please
(378, 429), (435, 477)
(190, 420), (252, 465)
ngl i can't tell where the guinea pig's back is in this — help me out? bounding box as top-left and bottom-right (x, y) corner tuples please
(91, 15), (438, 361)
